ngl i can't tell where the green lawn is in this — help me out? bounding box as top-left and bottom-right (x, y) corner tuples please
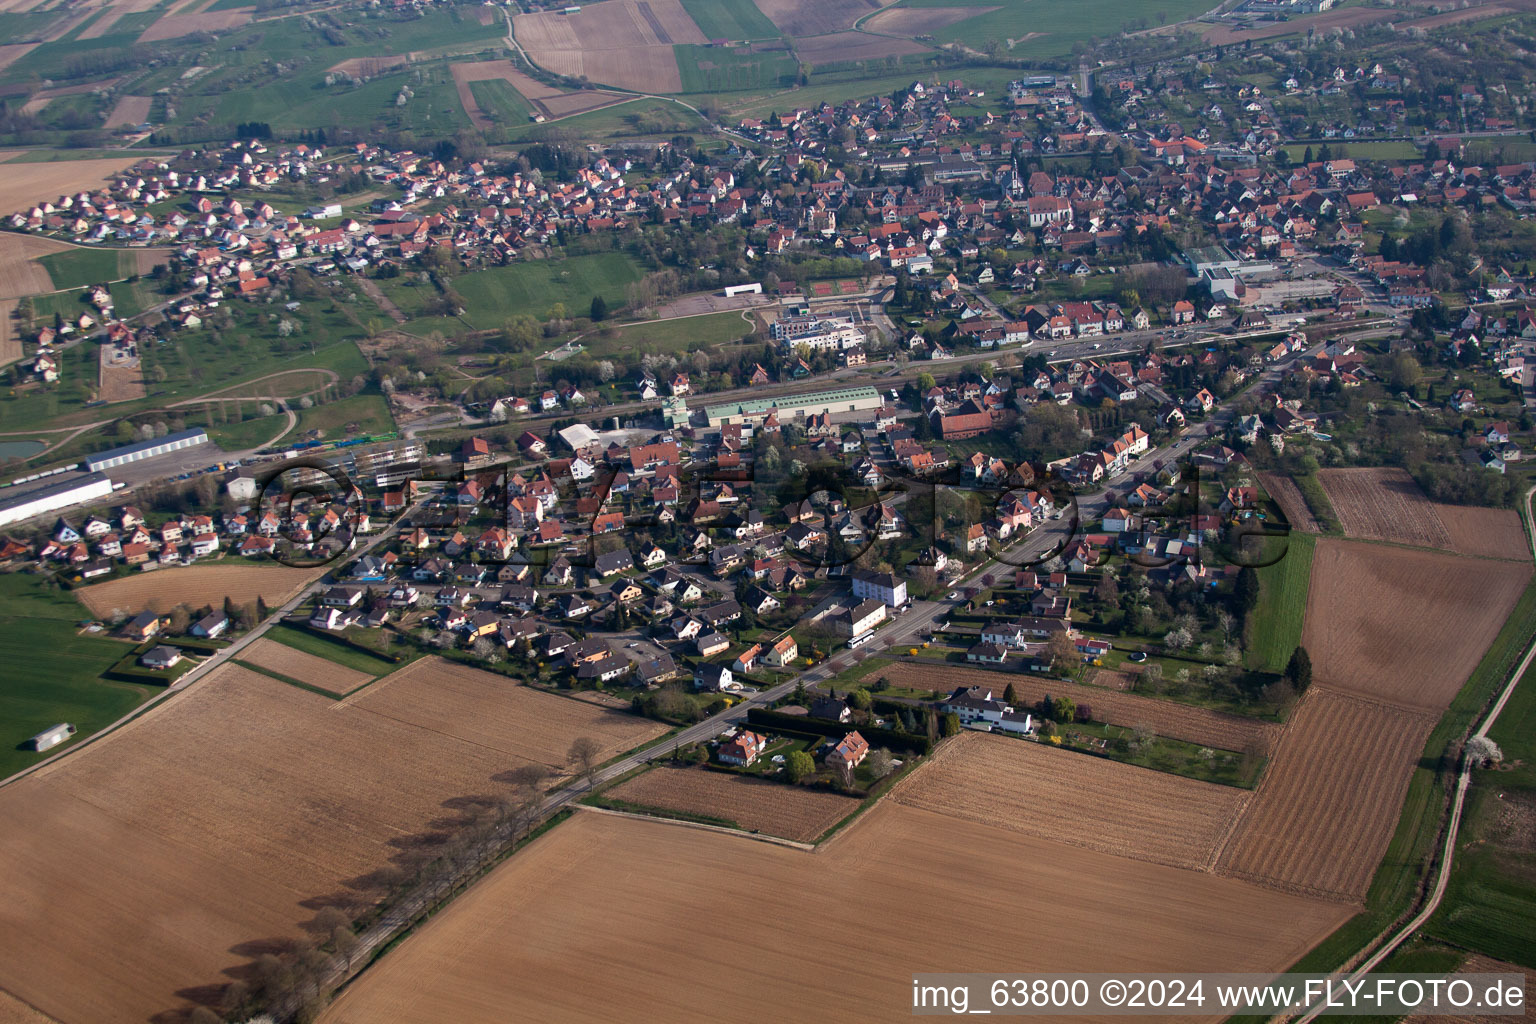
(207, 411), (292, 452)
(1427, 654), (1536, 968)
(36, 248), (134, 291)
(0, 573), (158, 779)
(675, 44), (798, 94)
(1246, 532), (1315, 674)
(294, 391), (395, 440)
(268, 622), (411, 676)
(450, 252), (644, 329)
(588, 310), (758, 358)
(469, 78), (534, 125)
(678, 0), (780, 40)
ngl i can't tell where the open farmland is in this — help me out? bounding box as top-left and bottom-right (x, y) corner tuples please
(1436, 504), (1531, 562)
(882, 663), (1279, 752)
(893, 731), (1250, 871)
(237, 637), (376, 695)
(135, 5), (251, 41)
(0, 158), (150, 215)
(514, 0), (706, 92)
(1259, 471), (1320, 532)
(0, 991), (55, 1024)
(449, 59), (622, 127)
(1319, 467), (1453, 549)
(0, 301), (18, 366)
(1406, 956), (1536, 1024)
(605, 764), (860, 841)
(0, 234), (74, 300)
(340, 657), (664, 774)
(320, 805), (1352, 1024)
(1301, 540), (1530, 711)
(862, 3), (998, 35)
(74, 563), (321, 618)
(794, 30), (928, 64)
(100, 94), (150, 129)
(752, 0), (887, 36)
(1217, 687), (1438, 902)
(0, 660), (664, 1024)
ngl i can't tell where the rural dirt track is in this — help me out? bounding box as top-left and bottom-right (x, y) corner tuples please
(606, 764), (859, 842)
(0, 659), (664, 1024)
(318, 806), (1352, 1024)
(238, 636), (376, 694)
(892, 731), (1252, 872)
(74, 563), (320, 618)
(1301, 539), (1531, 711)
(1259, 471), (1319, 532)
(883, 663), (1280, 753)
(1217, 688), (1439, 902)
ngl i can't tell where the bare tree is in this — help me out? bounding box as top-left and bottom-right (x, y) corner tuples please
(507, 763), (549, 793)
(568, 736), (601, 788)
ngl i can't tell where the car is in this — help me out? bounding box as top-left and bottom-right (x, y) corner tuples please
(947, 590), (959, 599)
(1128, 651), (1148, 663)
(1091, 342), (1101, 349)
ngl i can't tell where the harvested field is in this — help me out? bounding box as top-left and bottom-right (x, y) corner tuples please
(342, 657), (664, 774)
(1217, 687), (1438, 902)
(0, 45), (41, 74)
(74, 563), (321, 618)
(515, 0), (705, 92)
(135, 6), (251, 41)
(606, 764), (859, 841)
(238, 636), (376, 695)
(0, 158), (147, 216)
(863, 3), (998, 36)
(0, 992), (57, 1024)
(0, 234), (74, 300)
(793, 30), (928, 63)
(1259, 471), (1319, 532)
(0, 660), (665, 1024)
(1319, 467), (1452, 549)
(882, 663), (1279, 753)
(1301, 539), (1530, 711)
(1437, 504), (1531, 562)
(320, 806), (1352, 1024)
(752, 0), (886, 36)
(893, 731), (1250, 871)
(101, 95), (150, 129)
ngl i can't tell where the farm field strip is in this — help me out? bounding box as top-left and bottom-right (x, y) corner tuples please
(1300, 539), (1531, 711)
(604, 764), (860, 842)
(882, 663), (1279, 753)
(892, 731), (1251, 872)
(1216, 687), (1438, 903)
(73, 563), (322, 618)
(320, 805), (1353, 1024)
(514, 0), (704, 92)
(0, 234), (75, 299)
(751, 0), (886, 36)
(1259, 471), (1320, 532)
(1318, 467), (1453, 550)
(238, 637), (376, 695)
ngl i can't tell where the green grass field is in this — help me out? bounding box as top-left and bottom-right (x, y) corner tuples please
(451, 251), (643, 329)
(891, 0), (1217, 54)
(268, 621), (411, 676)
(678, 0), (780, 40)
(1246, 532), (1314, 674)
(207, 411), (292, 452)
(469, 78), (534, 125)
(675, 45), (798, 94)
(589, 310), (758, 357)
(1427, 654), (1536, 968)
(0, 573), (158, 779)
(1282, 140), (1420, 163)
(294, 391), (395, 440)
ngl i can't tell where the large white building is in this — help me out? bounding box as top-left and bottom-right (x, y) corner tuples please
(851, 568), (908, 608)
(0, 472), (114, 527)
(770, 313), (864, 352)
(84, 428), (208, 472)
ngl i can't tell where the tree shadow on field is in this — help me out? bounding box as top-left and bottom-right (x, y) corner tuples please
(156, 791), (520, 1024)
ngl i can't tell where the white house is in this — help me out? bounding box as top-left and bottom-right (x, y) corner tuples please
(850, 568), (907, 608)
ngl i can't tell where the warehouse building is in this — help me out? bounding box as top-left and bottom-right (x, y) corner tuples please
(0, 472), (114, 527)
(703, 385), (882, 427)
(84, 429), (208, 472)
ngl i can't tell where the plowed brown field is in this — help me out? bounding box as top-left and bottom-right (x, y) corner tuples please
(892, 731), (1249, 871)
(0, 660), (664, 1024)
(0, 158), (150, 215)
(1319, 467), (1452, 549)
(1437, 504), (1531, 562)
(1300, 540), (1530, 710)
(238, 636), (376, 694)
(74, 563), (320, 617)
(1217, 687), (1437, 902)
(515, 0), (703, 92)
(0, 234), (72, 300)
(319, 806), (1352, 1024)
(794, 31), (928, 64)
(1259, 471), (1320, 532)
(606, 764), (859, 842)
(882, 664), (1279, 753)
(752, 0), (886, 35)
